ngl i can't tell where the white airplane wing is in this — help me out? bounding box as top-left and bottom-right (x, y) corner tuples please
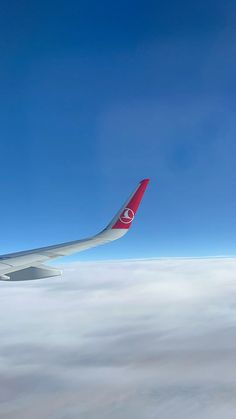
(0, 179), (149, 281)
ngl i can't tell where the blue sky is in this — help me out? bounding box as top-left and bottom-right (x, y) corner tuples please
(0, 0), (236, 259)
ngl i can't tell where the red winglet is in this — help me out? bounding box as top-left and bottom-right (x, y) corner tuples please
(111, 179), (150, 229)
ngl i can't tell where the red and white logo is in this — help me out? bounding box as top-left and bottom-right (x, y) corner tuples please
(119, 208), (135, 224)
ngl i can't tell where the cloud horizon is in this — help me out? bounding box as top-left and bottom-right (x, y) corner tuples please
(1, 258), (236, 418)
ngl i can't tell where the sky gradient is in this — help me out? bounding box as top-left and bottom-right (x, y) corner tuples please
(0, 0), (236, 259)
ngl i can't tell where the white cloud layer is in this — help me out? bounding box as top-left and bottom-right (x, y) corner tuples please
(1, 258), (236, 418)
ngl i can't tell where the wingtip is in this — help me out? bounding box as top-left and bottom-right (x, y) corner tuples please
(140, 178), (150, 184)
(110, 178), (150, 230)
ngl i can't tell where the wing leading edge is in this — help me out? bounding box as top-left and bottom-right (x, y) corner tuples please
(0, 179), (150, 280)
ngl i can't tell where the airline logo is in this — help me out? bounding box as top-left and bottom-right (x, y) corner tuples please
(119, 208), (135, 224)
(111, 178), (149, 229)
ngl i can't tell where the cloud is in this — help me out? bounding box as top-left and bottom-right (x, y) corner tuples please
(0, 258), (236, 418)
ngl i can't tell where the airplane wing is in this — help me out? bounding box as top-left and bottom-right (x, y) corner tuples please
(0, 179), (150, 281)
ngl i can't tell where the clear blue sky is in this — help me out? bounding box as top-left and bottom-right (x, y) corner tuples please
(0, 0), (236, 260)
